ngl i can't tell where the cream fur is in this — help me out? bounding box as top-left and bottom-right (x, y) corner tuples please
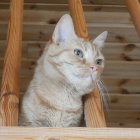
(19, 14), (107, 127)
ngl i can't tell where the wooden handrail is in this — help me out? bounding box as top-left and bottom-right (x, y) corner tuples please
(125, 0), (140, 37)
(0, 0), (24, 126)
(1, 127), (140, 139)
(68, 0), (106, 127)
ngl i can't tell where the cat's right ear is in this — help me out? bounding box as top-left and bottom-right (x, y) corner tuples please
(52, 14), (77, 44)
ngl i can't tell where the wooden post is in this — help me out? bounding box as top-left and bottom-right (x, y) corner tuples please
(68, 0), (106, 127)
(0, 0), (24, 126)
(125, 0), (140, 37)
(68, 0), (89, 40)
(84, 88), (106, 127)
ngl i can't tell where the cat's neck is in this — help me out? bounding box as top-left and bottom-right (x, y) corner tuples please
(30, 59), (82, 110)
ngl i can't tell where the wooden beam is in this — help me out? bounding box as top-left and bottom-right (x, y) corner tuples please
(0, 0), (126, 5)
(0, 3), (127, 12)
(125, 0), (140, 37)
(0, 9), (132, 25)
(68, 0), (106, 127)
(0, 0), (24, 126)
(1, 127), (140, 139)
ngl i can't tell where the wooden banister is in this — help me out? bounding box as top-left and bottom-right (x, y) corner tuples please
(0, 0), (24, 126)
(125, 0), (140, 37)
(68, 0), (106, 127)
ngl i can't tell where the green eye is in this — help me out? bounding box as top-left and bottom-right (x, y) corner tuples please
(74, 49), (84, 58)
(96, 59), (103, 65)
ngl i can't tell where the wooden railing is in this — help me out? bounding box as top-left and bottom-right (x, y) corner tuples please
(125, 0), (140, 37)
(0, 0), (24, 126)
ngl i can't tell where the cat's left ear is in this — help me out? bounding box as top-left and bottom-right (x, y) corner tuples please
(92, 31), (108, 49)
(52, 14), (77, 44)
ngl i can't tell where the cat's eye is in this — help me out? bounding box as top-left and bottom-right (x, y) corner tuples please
(74, 49), (84, 58)
(96, 59), (103, 65)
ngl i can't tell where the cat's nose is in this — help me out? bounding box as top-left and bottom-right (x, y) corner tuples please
(90, 66), (98, 72)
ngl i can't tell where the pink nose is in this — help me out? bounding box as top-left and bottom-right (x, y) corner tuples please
(90, 66), (98, 72)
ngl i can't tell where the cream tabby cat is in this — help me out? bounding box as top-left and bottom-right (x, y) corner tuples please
(19, 14), (108, 127)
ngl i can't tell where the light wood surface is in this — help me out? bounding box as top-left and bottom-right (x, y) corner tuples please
(69, 0), (106, 127)
(0, 0), (23, 126)
(125, 0), (140, 37)
(1, 127), (140, 139)
(0, 9), (132, 24)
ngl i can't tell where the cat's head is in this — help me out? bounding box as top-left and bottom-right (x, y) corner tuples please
(45, 14), (107, 93)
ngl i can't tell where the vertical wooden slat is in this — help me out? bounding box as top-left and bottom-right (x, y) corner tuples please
(0, 0), (24, 126)
(68, 0), (89, 40)
(84, 88), (106, 127)
(68, 0), (106, 127)
(125, 0), (140, 37)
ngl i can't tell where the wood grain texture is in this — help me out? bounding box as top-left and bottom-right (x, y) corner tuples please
(103, 93), (140, 110)
(69, 0), (106, 127)
(1, 42), (140, 61)
(0, 0), (127, 5)
(0, 0), (23, 126)
(1, 24), (139, 43)
(0, 3), (128, 12)
(0, 9), (132, 24)
(1, 127), (140, 139)
(69, 0), (89, 40)
(84, 88), (106, 127)
(0, 137), (139, 140)
(125, 0), (140, 37)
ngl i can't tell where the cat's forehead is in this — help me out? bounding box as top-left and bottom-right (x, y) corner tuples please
(75, 39), (100, 55)
(72, 39), (93, 50)
(77, 39), (103, 57)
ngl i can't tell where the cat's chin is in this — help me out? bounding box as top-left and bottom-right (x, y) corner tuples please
(75, 83), (95, 96)
(66, 74), (95, 96)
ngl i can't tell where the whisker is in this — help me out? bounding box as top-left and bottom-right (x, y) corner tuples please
(95, 79), (111, 125)
(97, 80), (110, 109)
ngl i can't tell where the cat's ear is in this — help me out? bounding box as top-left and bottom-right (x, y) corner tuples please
(52, 14), (77, 44)
(92, 31), (108, 49)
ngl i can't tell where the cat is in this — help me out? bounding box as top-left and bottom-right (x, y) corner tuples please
(19, 14), (108, 127)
